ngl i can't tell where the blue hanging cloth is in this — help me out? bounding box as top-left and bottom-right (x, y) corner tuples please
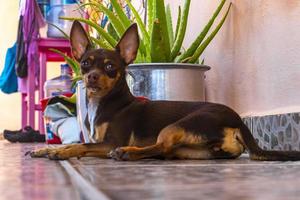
(0, 43), (18, 94)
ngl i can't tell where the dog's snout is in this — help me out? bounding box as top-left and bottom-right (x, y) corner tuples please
(88, 72), (99, 83)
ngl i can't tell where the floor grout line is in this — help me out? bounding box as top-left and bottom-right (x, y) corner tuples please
(59, 160), (111, 200)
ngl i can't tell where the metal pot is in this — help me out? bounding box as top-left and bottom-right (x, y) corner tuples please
(127, 63), (210, 101)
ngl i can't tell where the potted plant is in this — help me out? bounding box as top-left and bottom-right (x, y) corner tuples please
(60, 0), (232, 101)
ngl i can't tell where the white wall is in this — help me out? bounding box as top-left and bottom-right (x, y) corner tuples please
(0, 1), (21, 131)
(167, 0), (300, 116)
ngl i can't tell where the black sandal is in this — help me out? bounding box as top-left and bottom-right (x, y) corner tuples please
(3, 126), (45, 143)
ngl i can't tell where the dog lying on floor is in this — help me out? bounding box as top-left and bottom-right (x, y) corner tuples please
(28, 21), (300, 161)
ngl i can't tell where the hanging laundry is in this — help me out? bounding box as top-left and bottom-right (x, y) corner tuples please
(18, 0), (46, 92)
(0, 43), (18, 94)
(15, 16), (28, 78)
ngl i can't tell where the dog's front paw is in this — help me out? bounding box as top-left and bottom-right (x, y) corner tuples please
(25, 147), (75, 160)
(108, 147), (130, 161)
(25, 147), (50, 158)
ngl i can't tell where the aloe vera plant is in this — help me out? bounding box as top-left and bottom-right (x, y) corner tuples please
(61, 0), (231, 64)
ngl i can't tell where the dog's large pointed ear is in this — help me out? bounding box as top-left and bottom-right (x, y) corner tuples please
(115, 23), (139, 65)
(70, 20), (92, 61)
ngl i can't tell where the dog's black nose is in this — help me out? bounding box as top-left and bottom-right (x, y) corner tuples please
(88, 72), (99, 83)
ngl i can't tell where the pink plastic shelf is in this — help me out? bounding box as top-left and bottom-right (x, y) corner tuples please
(21, 37), (72, 133)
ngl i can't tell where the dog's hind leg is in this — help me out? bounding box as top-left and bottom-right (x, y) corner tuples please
(109, 125), (208, 161)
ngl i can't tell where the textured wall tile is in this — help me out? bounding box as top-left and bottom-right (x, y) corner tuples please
(243, 112), (300, 150)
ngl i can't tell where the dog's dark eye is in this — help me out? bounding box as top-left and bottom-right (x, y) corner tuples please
(80, 60), (91, 73)
(81, 60), (90, 67)
(104, 64), (117, 78)
(104, 64), (114, 71)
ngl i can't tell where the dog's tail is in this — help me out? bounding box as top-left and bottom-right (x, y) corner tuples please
(239, 123), (300, 161)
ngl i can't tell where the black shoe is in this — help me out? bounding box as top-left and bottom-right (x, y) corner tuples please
(3, 126), (31, 135)
(3, 126), (45, 143)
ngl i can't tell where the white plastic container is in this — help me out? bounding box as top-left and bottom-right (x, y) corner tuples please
(44, 64), (73, 97)
(46, 1), (82, 38)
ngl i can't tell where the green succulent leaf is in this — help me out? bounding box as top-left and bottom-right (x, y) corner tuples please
(174, 6), (181, 40)
(125, 0), (150, 44)
(177, 0), (227, 62)
(107, 22), (120, 40)
(147, 0), (155, 34)
(90, 37), (113, 50)
(61, 17), (118, 47)
(201, 58), (205, 65)
(154, 0), (171, 61)
(72, 75), (83, 88)
(49, 48), (80, 76)
(110, 0), (131, 28)
(151, 20), (167, 62)
(170, 0), (191, 60)
(79, 2), (126, 37)
(188, 2), (232, 63)
(165, 4), (174, 48)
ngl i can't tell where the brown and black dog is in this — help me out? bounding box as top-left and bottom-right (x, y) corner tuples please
(28, 21), (300, 161)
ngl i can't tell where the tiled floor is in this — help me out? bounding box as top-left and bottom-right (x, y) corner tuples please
(70, 157), (300, 200)
(0, 141), (80, 200)
(2, 140), (300, 200)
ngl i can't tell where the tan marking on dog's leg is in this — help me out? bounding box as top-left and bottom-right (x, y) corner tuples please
(157, 125), (204, 153)
(221, 128), (244, 156)
(128, 132), (135, 146)
(170, 147), (212, 160)
(94, 122), (109, 142)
